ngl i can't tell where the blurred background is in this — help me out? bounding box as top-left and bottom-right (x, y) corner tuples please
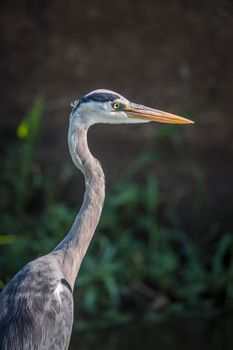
(0, 0), (233, 349)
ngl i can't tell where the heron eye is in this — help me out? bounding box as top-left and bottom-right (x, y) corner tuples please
(112, 102), (121, 110)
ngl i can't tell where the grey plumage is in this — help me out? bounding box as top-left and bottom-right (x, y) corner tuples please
(0, 255), (73, 349)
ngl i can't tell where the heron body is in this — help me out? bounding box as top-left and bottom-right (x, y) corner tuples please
(0, 89), (193, 349)
(0, 257), (73, 349)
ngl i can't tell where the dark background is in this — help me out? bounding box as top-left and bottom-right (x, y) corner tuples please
(1, 0), (233, 234)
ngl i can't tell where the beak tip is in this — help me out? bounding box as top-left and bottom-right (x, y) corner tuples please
(182, 117), (194, 124)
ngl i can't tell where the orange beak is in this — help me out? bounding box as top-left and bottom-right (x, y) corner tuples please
(124, 102), (194, 124)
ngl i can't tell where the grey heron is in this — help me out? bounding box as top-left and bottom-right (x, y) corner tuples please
(0, 89), (193, 349)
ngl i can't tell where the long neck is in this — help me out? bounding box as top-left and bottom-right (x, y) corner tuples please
(54, 121), (105, 288)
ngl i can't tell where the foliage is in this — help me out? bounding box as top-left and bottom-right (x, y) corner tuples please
(78, 179), (233, 329)
(0, 98), (75, 279)
(0, 101), (233, 330)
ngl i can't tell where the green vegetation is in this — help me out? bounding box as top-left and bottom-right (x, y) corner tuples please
(0, 101), (233, 330)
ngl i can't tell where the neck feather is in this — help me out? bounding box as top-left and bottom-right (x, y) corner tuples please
(54, 120), (105, 288)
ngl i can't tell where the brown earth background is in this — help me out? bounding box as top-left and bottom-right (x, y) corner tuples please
(1, 0), (233, 236)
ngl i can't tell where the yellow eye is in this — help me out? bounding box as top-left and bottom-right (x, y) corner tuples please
(112, 102), (121, 110)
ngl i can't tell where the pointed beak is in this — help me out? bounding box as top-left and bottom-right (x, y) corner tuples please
(124, 102), (194, 124)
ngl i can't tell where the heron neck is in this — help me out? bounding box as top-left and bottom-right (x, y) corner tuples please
(54, 121), (105, 288)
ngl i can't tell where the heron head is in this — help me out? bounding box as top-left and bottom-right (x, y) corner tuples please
(71, 89), (193, 126)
